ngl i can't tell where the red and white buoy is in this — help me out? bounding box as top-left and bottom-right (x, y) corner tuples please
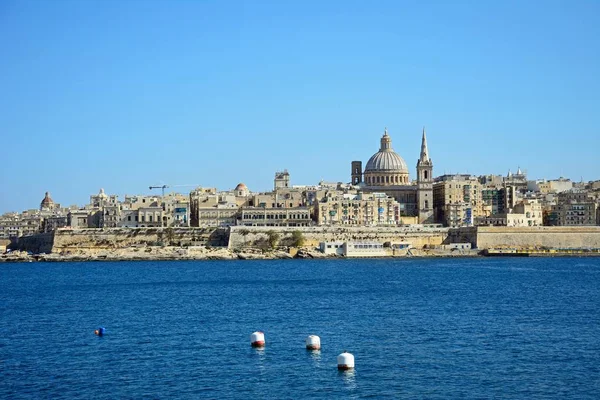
(305, 335), (321, 350)
(250, 331), (265, 347)
(337, 351), (355, 370)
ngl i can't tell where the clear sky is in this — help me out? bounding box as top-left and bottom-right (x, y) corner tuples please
(1, 0), (599, 213)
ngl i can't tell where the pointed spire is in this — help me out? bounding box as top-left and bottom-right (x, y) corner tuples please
(419, 126), (429, 162)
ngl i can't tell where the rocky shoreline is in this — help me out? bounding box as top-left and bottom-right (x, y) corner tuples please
(0, 246), (481, 263)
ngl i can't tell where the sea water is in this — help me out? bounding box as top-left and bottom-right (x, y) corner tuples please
(1, 257), (599, 399)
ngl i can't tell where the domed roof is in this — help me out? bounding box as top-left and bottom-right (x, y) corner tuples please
(235, 183), (248, 191)
(364, 129), (408, 173)
(41, 191), (54, 206)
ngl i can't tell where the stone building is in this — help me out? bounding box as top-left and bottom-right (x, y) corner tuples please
(0, 211), (45, 238)
(189, 186), (250, 227)
(527, 178), (573, 194)
(550, 190), (598, 226)
(476, 199), (543, 227)
(274, 170), (290, 190)
(433, 174), (484, 227)
(350, 128), (433, 223)
(40, 192), (60, 212)
(314, 191), (413, 226)
(238, 207), (312, 227)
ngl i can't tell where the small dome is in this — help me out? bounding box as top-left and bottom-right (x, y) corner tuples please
(41, 191), (54, 206)
(235, 183), (248, 191)
(364, 129), (408, 173)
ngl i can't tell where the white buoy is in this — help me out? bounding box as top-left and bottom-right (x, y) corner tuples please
(306, 335), (321, 350)
(250, 331), (265, 347)
(337, 351), (355, 370)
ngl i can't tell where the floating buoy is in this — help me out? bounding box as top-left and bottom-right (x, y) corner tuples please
(306, 335), (321, 350)
(337, 351), (354, 370)
(94, 327), (106, 336)
(250, 331), (265, 347)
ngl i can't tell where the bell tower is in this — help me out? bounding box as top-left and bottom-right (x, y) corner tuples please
(351, 161), (362, 185)
(417, 127), (434, 223)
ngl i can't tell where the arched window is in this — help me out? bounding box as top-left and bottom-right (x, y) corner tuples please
(424, 170), (429, 180)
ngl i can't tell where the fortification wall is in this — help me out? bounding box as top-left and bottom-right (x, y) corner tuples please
(474, 226), (600, 249)
(229, 226), (449, 250)
(14, 232), (55, 254)
(52, 227), (229, 252)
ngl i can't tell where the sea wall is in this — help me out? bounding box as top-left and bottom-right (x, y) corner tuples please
(14, 231), (55, 254)
(473, 226), (600, 249)
(228, 226), (449, 250)
(52, 227), (229, 253)
(14, 226), (600, 257)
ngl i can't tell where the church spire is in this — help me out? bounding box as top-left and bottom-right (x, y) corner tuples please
(419, 126), (430, 162)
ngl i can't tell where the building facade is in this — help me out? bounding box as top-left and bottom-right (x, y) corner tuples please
(350, 127), (433, 223)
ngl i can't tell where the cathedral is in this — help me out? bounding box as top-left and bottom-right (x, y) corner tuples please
(351, 128), (434, 224)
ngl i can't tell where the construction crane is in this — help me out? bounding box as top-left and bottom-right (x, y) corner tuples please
(149, 184), (199, 197)
(149, 185), (169, 197)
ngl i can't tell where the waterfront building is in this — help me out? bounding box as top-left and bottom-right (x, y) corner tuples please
(190, 185), (249, 227)
(476, 199), (543, 227)
(350, 127), (433, 223)
(314, 191), (415, 225)
(550, 189), (598, 226)
(0, 211), (44, 238)
(42, 216), (68, 233)
(238, 207), (312, 227)
(482, 188), (507, 215)
(433, 174), (484, 227)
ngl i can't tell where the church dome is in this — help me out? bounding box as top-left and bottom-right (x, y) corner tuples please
(364, 129), (408, 173)
(41, 191), (54, 206)
(235, 183), (248, 191)
(40, 191), (55, 210)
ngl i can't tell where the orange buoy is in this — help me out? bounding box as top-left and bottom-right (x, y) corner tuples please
(305, 335), (321, 350)
(250, 331), (265, 347)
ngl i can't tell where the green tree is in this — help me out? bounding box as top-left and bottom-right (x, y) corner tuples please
(291, 230), (305, 247)
(239, 228), (250, 247)
(165, 227), (175, 246)
(266, 231), (280, 249)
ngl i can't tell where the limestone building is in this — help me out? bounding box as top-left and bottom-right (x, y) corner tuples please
(433, 174), (484, 227)
(351, 128), (434, 223)
(315, 191), (407, 226)
(550, 190), (598, 226)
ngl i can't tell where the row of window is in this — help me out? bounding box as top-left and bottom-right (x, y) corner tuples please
(365, 175), (408, 185)
(243, 214), (309, 219)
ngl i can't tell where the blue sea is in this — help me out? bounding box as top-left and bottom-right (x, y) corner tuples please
(1, 258), (600, 399)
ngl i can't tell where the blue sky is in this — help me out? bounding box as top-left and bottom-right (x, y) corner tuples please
(1, 0), (599, 213)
